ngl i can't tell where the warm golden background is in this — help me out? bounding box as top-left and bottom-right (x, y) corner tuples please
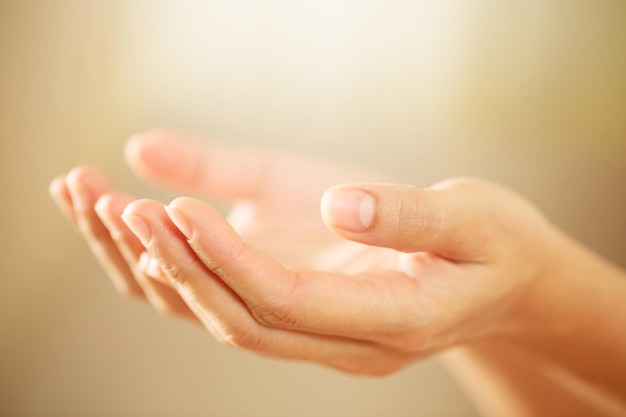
(1, 1), (624, 416)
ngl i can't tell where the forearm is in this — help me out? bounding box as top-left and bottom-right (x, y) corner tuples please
(443, 341), (607, 417)
(510, 230), (626, 410)
(447, 231), (626, 416)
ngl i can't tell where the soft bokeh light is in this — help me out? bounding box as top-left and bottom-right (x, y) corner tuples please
(1, 1), (624, 416)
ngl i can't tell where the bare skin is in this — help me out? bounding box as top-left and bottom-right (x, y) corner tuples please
(50, 130), (626, 416)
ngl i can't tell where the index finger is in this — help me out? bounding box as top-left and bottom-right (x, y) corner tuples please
(124, 130), (273, 202)
(124, 129), (381, 205)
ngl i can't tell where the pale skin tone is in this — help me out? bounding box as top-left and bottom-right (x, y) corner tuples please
(50, 130), (626, 416)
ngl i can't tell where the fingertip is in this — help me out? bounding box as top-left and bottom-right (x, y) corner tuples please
(164, 204), (192, 240)
(124, 131), (150, 168)
(124, 132), (151, 176)
(138, 251), (164, 280)
(95, 192), (134, 216)
(166, 197), (220, 240)
(121, 198), (156, 217)
(167, 196), (222, 221)
(64, 167), (85, 194)
(167, 195), (187, 208)
(65, 166), (109, 197)
(94, 193), (129, 229)
(48, 175), (66, 196)
(321, 185), (375, 233)
(49, 175), (76, 222)
(49, 175), (70, 209)
(65, 166), (85, 183)
(94, 193), (114, 217)
(65, 166), (109, 213)
(65, 165), (106, 187)
(124, 129), (185, 180)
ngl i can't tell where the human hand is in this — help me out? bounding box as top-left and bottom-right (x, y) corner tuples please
(131, 180), (560, 374)
(48, 130), (394, 334)
(50, 130), (561, 375)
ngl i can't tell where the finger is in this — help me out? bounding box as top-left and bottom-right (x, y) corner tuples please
(124, 130), (272, 202)
(122, 199), (413, 375)
(51, 174), (190, 320)
(155, 197), (426, 345)
(135, 252), (201, 323)
(141, 250), (170, 285)
(123, 129), (373, 207)
(49, 175), (77, 223)
(94, 192), (199, 322)
(65, 167), (145, 298)
(321, 181), (494, 261)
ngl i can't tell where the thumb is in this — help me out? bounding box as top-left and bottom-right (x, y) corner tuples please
(321, 181), (491, 261)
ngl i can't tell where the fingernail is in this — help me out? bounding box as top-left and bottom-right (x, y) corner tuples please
(138, 251), (151, 270)
(66, 180), (91, 213)
(65, 168), (96, 213)
(146, 255), (162, 278)
(122, 212), (152, 246)
(48, 177), (76, 221)
(139, 251), (161, 278)
(125, 132), (182, 177)
(322, 187), (375, 232)
(94, 196), (120, 239)
(164, 205), (192, 239)
(48, 176), (65, 199)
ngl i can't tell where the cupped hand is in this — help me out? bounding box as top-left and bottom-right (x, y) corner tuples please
(50, 130), (558, 375)
(121, 131), (396, 273)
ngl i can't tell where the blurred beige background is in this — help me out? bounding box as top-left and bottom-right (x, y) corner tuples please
(1, 1), (624, 416)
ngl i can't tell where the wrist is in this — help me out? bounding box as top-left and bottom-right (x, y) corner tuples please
(477, 226), (626, 412)
(499, 227), (624, 344)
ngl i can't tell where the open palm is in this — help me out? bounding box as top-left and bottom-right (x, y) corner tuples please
(50, 130), (548, 375)
(122, 131), (399, 274)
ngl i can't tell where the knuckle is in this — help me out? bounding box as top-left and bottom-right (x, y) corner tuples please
(250, 299), (300, 329)
(161, 261), (192, 289)
(394, 186), (427, 249)
(200, 241), (245, 281)
(248, 271), (303, 329)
